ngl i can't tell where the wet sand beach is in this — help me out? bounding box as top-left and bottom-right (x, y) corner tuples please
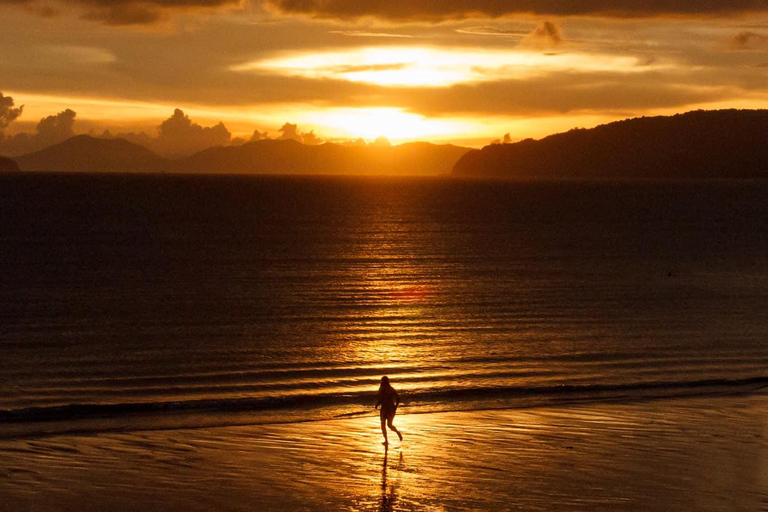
(2, 393), (767, 512)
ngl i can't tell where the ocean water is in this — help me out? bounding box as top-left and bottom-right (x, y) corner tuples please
(1, 173), (767, 437)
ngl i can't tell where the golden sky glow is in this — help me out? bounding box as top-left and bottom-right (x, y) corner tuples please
(5, 92), (487, 143)
(234, 46), (656, 87)
(8, 89), (652, 145)
(2, 1), (768, 151)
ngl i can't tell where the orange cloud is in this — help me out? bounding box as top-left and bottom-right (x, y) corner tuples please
(520, 20), (564, 48)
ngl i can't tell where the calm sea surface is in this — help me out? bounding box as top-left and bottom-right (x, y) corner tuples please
(1, 173), (767, 436)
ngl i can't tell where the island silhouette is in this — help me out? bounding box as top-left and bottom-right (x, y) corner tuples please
(13, 135), (168, 174)
(0, 156), (18, 172)
(453, 109), (768, 180)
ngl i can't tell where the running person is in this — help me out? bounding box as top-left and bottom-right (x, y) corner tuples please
(375, 376), (403, 446)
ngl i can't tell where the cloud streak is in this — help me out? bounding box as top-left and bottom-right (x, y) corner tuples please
(328, 30), (414, 38)
(261, 0), (768, 21)
(234, 46), (656, 88)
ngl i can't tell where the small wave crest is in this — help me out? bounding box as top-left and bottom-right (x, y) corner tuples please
(3, 376), (766, 428)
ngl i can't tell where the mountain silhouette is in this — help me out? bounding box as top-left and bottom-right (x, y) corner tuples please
(171, 139), (471, 175)
(0, 156), (19, 172)
(15, 135), (168, 173)
(453, 110), (768, 179)
(13, 135), (470, 176)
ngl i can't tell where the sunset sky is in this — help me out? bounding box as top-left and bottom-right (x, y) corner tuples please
(2, 0), (768, 147)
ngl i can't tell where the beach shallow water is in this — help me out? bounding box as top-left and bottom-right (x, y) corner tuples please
(2, 175), (768, 511)
(2, 393), (766, 512)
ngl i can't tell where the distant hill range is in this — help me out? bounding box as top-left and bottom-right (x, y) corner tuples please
(170, 139), (470, 176)
(15, 135), (167, 174)
(0, 156), (19, 172)
(12, 135), (470, 176)
(453, 110), (768, 179)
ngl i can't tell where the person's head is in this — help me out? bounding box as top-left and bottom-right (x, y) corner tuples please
(379, 376), (391, 391)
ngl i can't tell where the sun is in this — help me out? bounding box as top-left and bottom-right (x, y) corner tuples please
(302, 107), (475, 142)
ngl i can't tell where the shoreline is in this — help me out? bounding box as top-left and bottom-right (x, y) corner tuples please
(2, 383), (767, 442)
(2, 392), (766, 511)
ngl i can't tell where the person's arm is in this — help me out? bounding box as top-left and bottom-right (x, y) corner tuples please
(394, 390), (400, 408)
(375, 395), (381, 410)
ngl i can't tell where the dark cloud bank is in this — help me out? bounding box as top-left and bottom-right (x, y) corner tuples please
(4, 0), (768, 24)
(0, 0), (241, 25)
(262, 0), (768, 20)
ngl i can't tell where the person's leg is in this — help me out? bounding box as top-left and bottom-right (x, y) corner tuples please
(387, 417), (403, 441)
(380, 416), (388, 444)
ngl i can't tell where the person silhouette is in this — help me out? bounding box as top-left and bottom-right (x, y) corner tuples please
(375, 376), (403, 446)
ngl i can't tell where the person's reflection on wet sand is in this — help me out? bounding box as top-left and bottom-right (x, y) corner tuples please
(379, 448), (402, 512)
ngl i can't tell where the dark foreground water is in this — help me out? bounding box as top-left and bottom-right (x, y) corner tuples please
(1, 173), (767, 437)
